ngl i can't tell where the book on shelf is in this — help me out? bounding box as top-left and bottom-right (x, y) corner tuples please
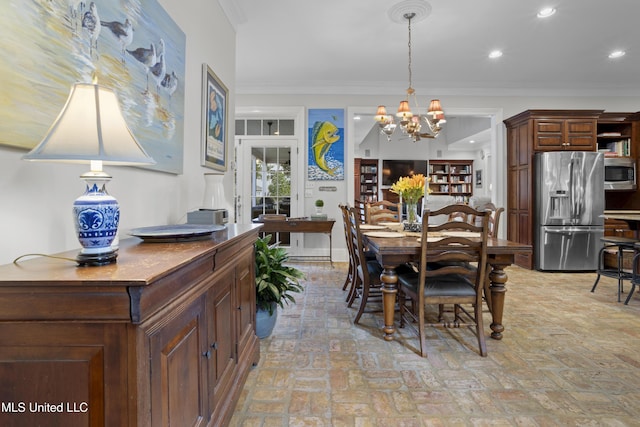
(597, 132), (622, 137)
(602, 138), (631, 157)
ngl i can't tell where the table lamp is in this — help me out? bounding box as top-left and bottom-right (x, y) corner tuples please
(23, 81), (155, 266)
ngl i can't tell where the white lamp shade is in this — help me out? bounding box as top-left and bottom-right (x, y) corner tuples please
(23, 83), (155, 165)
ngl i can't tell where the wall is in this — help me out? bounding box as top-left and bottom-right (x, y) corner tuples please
(0, 0), (236, 265)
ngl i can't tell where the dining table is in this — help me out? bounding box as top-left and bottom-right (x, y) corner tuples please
(362, 227), (532, 341)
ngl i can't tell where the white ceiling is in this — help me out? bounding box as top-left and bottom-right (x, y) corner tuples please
(231, 0), (640, 96)
(226, 0), (640, 149)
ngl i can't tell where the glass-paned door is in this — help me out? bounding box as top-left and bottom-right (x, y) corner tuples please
(238, 139), (299, 250)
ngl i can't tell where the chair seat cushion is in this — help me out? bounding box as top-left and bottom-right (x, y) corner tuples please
(398, 272), (476, 297)
(366, 260), (383, 277)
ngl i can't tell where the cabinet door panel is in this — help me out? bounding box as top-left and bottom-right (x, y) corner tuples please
(517, 124), (530, 165)
(0, 323), (126, 427)
(517, 168), (530, 211)
(148, 296), (207, 427)
(566, 119), (596, 149)
(507, 169), (518, 211)
(534, 119), (564, 149)
(566, 120), (595, 134)
(207, 270), (236, 417)
(0, 347), (102, 427)
(508, 211), (518, 242)
(236, 247), (255, 359)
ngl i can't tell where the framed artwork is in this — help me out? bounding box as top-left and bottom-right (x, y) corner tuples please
(476, 169), (483, 188)
(307, 108), (345, 181)
(201, 64), (228, 171)
(0, 0), (186, 174)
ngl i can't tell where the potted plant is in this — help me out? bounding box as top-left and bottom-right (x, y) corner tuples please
(314, 199), (324, 214)
(254, 235), (305, 338)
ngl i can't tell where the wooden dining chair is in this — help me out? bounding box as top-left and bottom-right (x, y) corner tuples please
(447, 203), (471, 224)
(347, 206), (384, 322)
(365, 200), (402, 224)
(397, 204), (490, 357)
(471, 202), (504, 311)
(339, 204), (356, 296)
(353, 200), (367, 224)
(474, 202), (503, 237)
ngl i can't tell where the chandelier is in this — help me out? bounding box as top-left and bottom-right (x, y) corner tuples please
(374, 11), (445, 142)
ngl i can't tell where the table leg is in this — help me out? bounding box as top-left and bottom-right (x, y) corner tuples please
(380, 267), (398, 341)
(487, 258), (509, 340)
(328, 233), (333, 267)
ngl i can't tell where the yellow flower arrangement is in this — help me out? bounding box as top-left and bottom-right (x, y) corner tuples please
(390, 174), (429, 204)
(390, 174), (431, 224)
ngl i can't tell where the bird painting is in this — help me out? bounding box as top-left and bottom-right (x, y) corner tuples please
(101, 18), (133, 63)
(149, 53), (165, 94)
(82, 2), (100, 57)
(126, 43), (156, 88)
(68, 0), (85, 19)
(161, 71), (178, 98)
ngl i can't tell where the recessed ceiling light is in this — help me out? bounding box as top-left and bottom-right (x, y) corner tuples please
(469, 140), (476, 144)
(609, 50), (626, 59)
(488, 50), (503, 59)
(354, 116), (361, 120)
(537, 7), (556, 18)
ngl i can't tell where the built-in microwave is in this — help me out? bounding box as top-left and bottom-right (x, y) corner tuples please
(604, 157), (636, 190)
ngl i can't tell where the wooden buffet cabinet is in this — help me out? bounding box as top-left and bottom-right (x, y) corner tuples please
(0, 224), (261, 427)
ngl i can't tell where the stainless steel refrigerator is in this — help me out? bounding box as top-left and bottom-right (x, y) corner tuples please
(535, 151), (604, 271)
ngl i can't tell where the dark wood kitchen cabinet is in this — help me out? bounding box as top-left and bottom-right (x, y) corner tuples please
(0, 224), (261, 427)
(533, 117), (599, 151)
(504, 110), (603, 269)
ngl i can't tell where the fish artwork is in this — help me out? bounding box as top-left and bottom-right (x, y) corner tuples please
(311, 120), (339, 175)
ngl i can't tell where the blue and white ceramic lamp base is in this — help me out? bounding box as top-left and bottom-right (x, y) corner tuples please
(73, 175), (119, 266)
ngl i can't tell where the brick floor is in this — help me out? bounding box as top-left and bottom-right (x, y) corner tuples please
(230, 262), (640, 426)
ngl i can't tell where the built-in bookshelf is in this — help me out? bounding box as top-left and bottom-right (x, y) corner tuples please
(427, 160), (473, 202)
(354, 158), (379, 202)
(597, 113), (634, 158)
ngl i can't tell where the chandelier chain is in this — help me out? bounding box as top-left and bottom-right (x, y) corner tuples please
(407, 14), (412, 91)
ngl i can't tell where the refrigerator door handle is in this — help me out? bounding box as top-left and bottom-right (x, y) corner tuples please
(569, 157), (584, 221)
(544, 228), (600, 234)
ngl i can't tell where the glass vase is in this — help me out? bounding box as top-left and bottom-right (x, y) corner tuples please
(406, 200), (418, 224)
(403, 199), (422, 232)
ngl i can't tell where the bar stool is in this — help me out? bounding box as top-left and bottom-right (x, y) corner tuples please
(591, 236), (638, 302)
(627, 242), (640, 304)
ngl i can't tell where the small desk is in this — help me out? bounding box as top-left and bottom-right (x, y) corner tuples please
(363, 233), (531, 341)
(257, 218), (335, 263)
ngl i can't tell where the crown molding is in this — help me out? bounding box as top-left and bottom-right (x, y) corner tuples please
(218, 0), (247, 30)
(236, 81), (640, 97)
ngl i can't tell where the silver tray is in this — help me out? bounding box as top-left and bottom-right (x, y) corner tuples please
(129, 224), (226, 242)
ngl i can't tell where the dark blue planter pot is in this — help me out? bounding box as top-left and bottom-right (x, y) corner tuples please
(255, 303), (278, 339)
